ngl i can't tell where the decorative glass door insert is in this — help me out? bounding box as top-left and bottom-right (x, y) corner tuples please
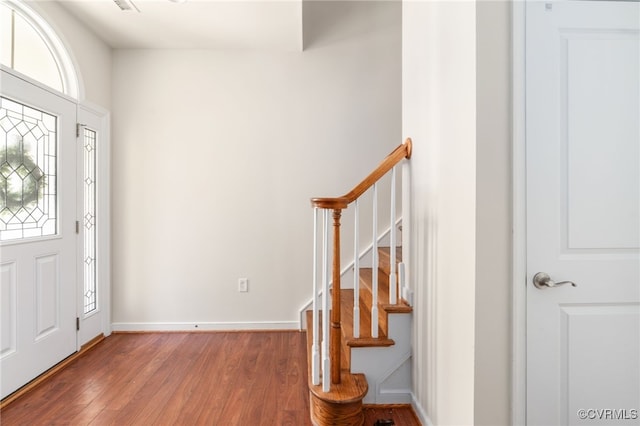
(0, 96), (57, 241)
(82, 127), (96, 314)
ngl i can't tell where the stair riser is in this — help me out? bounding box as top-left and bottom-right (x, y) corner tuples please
(350, 313), (413, 404)
(310, 393), (364, 426)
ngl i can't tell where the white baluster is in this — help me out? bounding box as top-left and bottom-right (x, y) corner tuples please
(353, 199), (360, 338)
(371, 184), (379, 338)
(321, 209), (331, 392)
(399, 262), (409, 305)
(389, 166), (397, 305)
(312, 208), (320, 386)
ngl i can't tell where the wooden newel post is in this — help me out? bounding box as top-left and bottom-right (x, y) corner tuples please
(331, 209), (342, 385)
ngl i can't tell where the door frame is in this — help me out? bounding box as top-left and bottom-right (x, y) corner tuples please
(511, 1), (527, 425)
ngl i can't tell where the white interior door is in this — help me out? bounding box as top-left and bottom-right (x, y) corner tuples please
(526, 2), (640, 425)
(0, 70), (77, 398)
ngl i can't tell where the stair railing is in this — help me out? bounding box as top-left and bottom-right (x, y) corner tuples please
(310, 138), (412, 391)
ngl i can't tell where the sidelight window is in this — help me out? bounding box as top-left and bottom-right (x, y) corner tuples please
(82, 127), (97, 314)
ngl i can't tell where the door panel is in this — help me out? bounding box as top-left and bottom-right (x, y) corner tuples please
(0, 70), (76, 398)
(561, 304), (640, 418)
(0, 261), (16, 356)
(526, 2), (640, 425)
(35, 254), (60, 338)
(566, 35), (639, 250)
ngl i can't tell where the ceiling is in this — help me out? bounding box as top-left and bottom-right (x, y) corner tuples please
(55, 0), (303, 50)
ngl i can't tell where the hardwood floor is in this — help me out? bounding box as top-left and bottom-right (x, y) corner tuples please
(363, 405), (422, 425)
(1, 331), (420, 425)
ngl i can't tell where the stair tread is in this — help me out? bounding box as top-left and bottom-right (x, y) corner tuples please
(305, 311), (368, 404)
(360, 268), (413, 313)
(378, 246), (402, 275)
(341, 289), (395, 347)
(378, 246), (402, 261)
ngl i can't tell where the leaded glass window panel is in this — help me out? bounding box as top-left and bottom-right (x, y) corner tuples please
(83, 128), (97, 314)
(0, 96), (57, 241)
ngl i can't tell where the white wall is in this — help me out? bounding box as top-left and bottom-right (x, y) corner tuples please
(403, 1), (477, 424)
(27, 1), (112, 109)
(110, 1), (401, 329)
(403, 1), (513, 424)
(475, 1), (512, 424)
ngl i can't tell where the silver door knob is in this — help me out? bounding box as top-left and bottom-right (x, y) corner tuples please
(533, 272), (577, 289)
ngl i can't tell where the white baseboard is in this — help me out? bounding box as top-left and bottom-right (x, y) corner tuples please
(411, 392), (433, 426)
(111, 321), (299, 332)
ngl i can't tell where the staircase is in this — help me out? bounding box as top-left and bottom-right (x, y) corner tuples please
(305, 247), (412, 425)
(303, 140), (413, 426)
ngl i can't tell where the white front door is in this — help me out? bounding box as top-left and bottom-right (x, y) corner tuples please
(526, 2), (640, 425)
(0, 70), (77, 398)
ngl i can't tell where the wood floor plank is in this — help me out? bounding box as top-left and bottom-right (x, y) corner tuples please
(170, 333), (223, 423)
(119, 336), (194, 424)
(363, 404), (422, 426)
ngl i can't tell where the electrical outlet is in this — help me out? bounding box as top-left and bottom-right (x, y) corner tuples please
(238, 278), (249, 292)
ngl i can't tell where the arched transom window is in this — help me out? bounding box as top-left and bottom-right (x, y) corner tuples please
(0, 0), (79, 98)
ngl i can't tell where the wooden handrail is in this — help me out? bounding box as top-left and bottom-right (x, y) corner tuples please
(310, 138), (412, 209)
